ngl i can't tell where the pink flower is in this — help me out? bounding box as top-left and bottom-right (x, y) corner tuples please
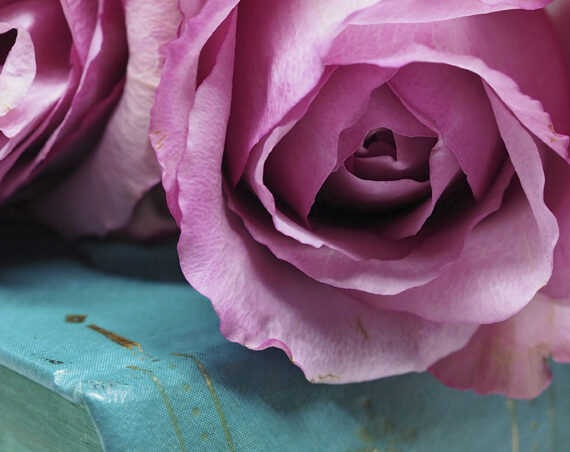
(0, 0), (180, 236)
(151, 1), (570, 398)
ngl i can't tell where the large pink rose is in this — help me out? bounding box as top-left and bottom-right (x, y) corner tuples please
(0, 0), (180, 236)
(151, 0), (570, 398)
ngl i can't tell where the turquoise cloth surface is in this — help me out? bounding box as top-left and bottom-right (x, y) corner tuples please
(0, 221), (568, 452)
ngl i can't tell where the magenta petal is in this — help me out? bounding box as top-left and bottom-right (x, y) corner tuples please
(430, 294), (570, 399)
(15, 0), (125, 216)
(359, 177), (547, 323)
(542, 1), (570, 300)
(40, 0), (127, 159)
(225, 0), (545, 186)
(337, 84), (436, 184)
(225, 0), (408, 185)
(0, 79), (66, 143)
(245, 82), (439, 251)
(341, 85), (435, 145)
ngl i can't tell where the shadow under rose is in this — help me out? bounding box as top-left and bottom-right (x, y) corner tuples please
(0, 219), (184, 284)
(199, 341), (570, 452)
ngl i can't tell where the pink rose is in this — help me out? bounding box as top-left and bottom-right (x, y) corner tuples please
(151, 1), (570, 398)
(0, 1), (180, 236)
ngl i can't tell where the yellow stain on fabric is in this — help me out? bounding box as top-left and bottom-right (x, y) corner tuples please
(172, 353), (235, 452)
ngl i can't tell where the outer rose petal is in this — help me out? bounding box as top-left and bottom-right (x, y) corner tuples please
(542, 142), (570, 299)
(150, 0), (239, 224)
(543, 0), (570, 299)
(151, 7), (477, 384)
(33, 0), (182, 236)
(430, 294), (570, 399)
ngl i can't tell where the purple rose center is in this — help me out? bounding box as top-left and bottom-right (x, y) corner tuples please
(362, 129), (397, 157)
(311, 125), (439, 229)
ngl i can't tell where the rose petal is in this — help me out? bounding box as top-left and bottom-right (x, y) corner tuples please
(389, 63), (504, 200)
(318, 166), (430, 211)
(0, 0), (124, 209)
(149, 0), (238, 224)
(230, 110), (509, 296)
(34, 0), (182, 236)
(0, 1), (75, 201)
(542, 0), (570, 300)
(243, 83), (446, 252)
(59, 0), (97, 65)
(541, 148), (570, 300)
(205, 205), (478, 384)
(0, 52), (81, 190)
(226, 0), (378, 185)
(349, 134), (434, 182)
(430, 293), (570, 399)
(0, 25), (35, 117)
(380, 140), (462, 239)
(339, 85), (436, 184)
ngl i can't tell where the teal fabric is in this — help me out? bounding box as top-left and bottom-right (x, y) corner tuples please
(0, 221), (568, 452)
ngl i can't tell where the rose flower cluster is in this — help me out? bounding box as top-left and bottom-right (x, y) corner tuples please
(2, 0), (570, 398)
